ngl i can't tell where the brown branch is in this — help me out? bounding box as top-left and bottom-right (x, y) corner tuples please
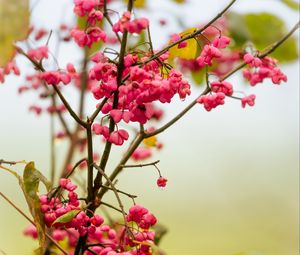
(139, 0), (237, 65)
(121, 160), (160, 168)
(93, 0), (135, 198)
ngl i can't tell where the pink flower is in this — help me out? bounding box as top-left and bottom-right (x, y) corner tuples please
(241, 94), (256, 108)
(210, 81), (233, 96)
(40, 71), (60, 85)
(197, 92), (225, 111)
(92, 124), (110, 139)
(271, 67), (287, 84)
(108, 129), (129, 146)
(23, 225), (38, 239)
(132, 147), (152, 160)
(243, 53), (262, 68)
(27, 46), (48, 61)
(196, 44), (222, 67)
(157, 176), (168, 188)
(212, 36), (231, 49)
(59, 178), (77, 191)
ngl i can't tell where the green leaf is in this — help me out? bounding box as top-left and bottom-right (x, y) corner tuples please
(227, 12), (298, 62)
(23, 162), (50, 255)
(281, 0), (300, 10)
(0, 0), (29, 66)
(52, 209), (81, 225)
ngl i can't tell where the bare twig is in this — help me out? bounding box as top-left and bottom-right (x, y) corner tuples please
(121, 160), (160, 168)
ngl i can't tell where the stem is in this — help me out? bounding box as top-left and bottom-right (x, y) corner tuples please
(93, 0), (134, 197)
(122, 160), (160, 168)
(100, 201), (125, 214)
(50, 112), (56, 183)
(86, 122), (94, 203)
(78, 48), (89, 120)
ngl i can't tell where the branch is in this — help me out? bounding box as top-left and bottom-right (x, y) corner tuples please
(220, 20), (300, 81)
(16, 45), (87, 128)
(100, 201), (126, 214)
(93, 0), (135, 196)
(89, 97), (109, 122)
(102, 185), (137, 199)
(52, 85), (87, 127)
(139, 0), (237, 65)
(121, 160), (160, 168)
(0, 159), (26, 165)
(145, 20), (300, 138)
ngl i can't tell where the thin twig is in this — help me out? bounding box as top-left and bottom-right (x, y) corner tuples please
(93, 163), (132, 238)
(121, 160), (160, 168)
(100, 201), (125, 214)
(102, 185), (137, 199)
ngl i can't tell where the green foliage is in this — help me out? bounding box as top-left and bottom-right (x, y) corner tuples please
(52, 209), (81, 225)
(0, 0), (29, 66)
(281, 0), (300, 10)
(228, 12), (298, 62)
(191, 67), (206, 85)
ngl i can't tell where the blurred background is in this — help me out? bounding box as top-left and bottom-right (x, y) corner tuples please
(0, 0), (299, 255)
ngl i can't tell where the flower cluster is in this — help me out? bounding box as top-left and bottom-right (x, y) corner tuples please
(71, 0), (107, 48)
(113, 11), (149, 34)
(91, 52), (190, 145)
(243, 54), (287, 86)
(24, 178), (160, 254)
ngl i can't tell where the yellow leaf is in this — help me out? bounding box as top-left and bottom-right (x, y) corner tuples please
(168, 27), (198, 60)
(123, 0), (146, 8)
(0, 0), (29, 66)
(143, 136), (157, 147)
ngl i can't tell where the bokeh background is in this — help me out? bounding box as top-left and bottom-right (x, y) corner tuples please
(0, 0), (299, 255)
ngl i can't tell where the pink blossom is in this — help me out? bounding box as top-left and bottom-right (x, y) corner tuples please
(197, 92), (225, 111)
(210, 81), (233, 96)
(212, 36), (231, 49)
(241, 94), (256, 108)
(27, 46), (48, 61)
(157, 176), (168, 188)
(196, 44), (222, 67)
